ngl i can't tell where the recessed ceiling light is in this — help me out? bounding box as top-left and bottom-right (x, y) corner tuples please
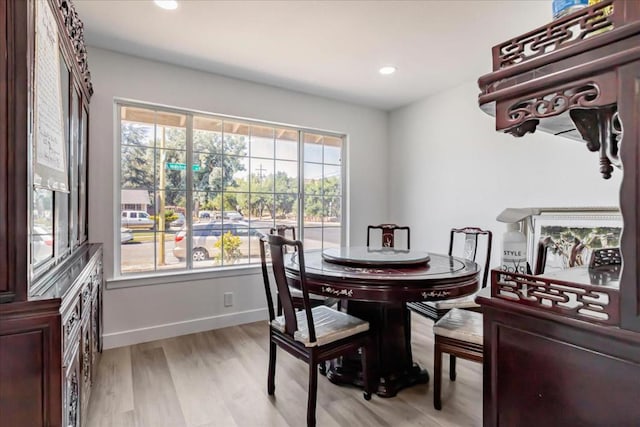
(379, 66), (397, 75)
(154, 0), (178, 10)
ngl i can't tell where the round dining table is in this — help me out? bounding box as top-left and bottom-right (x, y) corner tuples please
(284, 246), (480, 397)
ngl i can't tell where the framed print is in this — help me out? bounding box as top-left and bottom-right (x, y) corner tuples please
(529, 207), (622, 274)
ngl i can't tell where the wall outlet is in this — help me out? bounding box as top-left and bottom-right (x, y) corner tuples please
(223, 292), (233, 307)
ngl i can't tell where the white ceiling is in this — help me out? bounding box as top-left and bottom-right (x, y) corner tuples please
(75, 0), (551, 111)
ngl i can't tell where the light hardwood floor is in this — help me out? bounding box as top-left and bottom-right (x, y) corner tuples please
(86, 312), (482, 427)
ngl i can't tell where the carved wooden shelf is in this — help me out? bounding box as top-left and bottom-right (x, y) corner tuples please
(478, 0), (640, 179)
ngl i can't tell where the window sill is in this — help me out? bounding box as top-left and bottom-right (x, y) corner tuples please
(106, 264), (262, 290)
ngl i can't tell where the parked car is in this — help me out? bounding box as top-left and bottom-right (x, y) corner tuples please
(223, 211), (244, 221)
(173, 221), (265, 261)
(170, 213), (185, 228)
(121, 227), (134, 243)
(121, 210), (155, 229)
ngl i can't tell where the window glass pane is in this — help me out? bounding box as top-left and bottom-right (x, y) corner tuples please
(69, 89), (79, 246)
(275, 194), (298, 223)
(121, 146), (155, 189)
(55, 192), (69, 255)
(323, 165), (342, 195)
(275, 160), (298, 193)
(121, 107), (155, 147)
(250, 125), (274, 158)
(155, 232), (185, 271)
(156, 149), (187, 189)
(324, 135), (342, 165)
(121, 228), (155, 273)
(251, 158), (274, 193)
(249, 193), (274, 221)
(78, 107), (88, 242)
(304, 163), (323, 195)
(194, 191), (222, 221)
(304, 195), (323, 224)
(275, 128), (297, 160)
(155, 114), (186, 150)
(303, 133), (323, 163)
(192, 152), (222, 192)
(223, 121), (249, 155)
(32, 189), (54, 265)
(325, 197), (341, 225)
(193, 116), (222, 153)
(225, 156), (249, 191)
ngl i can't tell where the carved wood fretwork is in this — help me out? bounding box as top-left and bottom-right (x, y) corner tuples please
(497, 0), (615, 68)
(56, 0), (93, 96)
(67, 369), (78, 427)
(491, 270), (620, 325)
(497, 73), (621, 178)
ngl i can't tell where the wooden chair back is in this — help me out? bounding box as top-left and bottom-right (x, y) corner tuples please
(259, 234), (317, 342)
(449, 227), (493, 288)
(367, 224), (410, 249)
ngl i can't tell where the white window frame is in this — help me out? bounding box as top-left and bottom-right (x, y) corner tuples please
(113, 99), (347, 281)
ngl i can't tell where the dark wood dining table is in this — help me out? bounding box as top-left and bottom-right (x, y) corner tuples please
(284, 246), (480, 397)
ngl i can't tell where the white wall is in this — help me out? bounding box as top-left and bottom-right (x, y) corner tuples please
(388, 81), (621, 266)
(87, 47), (389, 348)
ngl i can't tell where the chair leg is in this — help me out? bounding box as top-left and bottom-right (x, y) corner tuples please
(307, 355), (318, 427)
(449, 355), (457, 381)
(268, 341), (276, 395)
(434, 340), (443, 410)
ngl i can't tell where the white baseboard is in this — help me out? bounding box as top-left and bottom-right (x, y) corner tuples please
(102, 308), (268, 349)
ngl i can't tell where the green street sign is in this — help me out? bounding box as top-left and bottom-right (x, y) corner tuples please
(166, 162), (201, 171)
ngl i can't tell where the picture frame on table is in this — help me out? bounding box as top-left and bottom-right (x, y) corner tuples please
(528, 207), (622, 274)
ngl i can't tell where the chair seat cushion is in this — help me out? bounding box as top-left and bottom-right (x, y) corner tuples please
(271, 305), (369, 347)
(433, 308), (483, 345)
(424, 293), (480, 310)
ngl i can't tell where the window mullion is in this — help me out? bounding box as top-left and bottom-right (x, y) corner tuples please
(186, 114), (194, 269)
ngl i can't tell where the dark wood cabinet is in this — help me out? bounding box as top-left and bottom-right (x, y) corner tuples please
(477, 1), (640, 425)
(0, 1), (99, 426)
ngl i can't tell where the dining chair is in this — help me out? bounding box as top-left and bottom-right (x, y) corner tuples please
(407, 226), (492, 381)
(270, 225), (337, 315)
(432, 307), (483, 410)
(367, 224), (410, 249)
(259, 234), (375, 427)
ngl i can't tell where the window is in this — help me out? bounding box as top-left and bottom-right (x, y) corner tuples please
(118, 102), (345, 275)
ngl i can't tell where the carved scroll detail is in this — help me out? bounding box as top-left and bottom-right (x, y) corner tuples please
(508, 83), (601, 124)
(56, 0), (93, 96)
(497, 1), (615, 68)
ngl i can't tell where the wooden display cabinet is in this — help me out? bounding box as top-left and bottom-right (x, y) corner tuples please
(477, 1), (640, 425)
(0, 1), (101, 426)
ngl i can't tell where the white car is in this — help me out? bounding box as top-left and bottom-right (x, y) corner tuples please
(121, 227), (134, 243)
(121, 210), (155, 229)
(173, 221), (264, 261)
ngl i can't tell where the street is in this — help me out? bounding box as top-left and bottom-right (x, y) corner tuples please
(120, 221), (341, 273)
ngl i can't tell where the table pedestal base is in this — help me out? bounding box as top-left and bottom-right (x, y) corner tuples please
(325, 300), (429, 397)
(326, 360), (428, 398)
